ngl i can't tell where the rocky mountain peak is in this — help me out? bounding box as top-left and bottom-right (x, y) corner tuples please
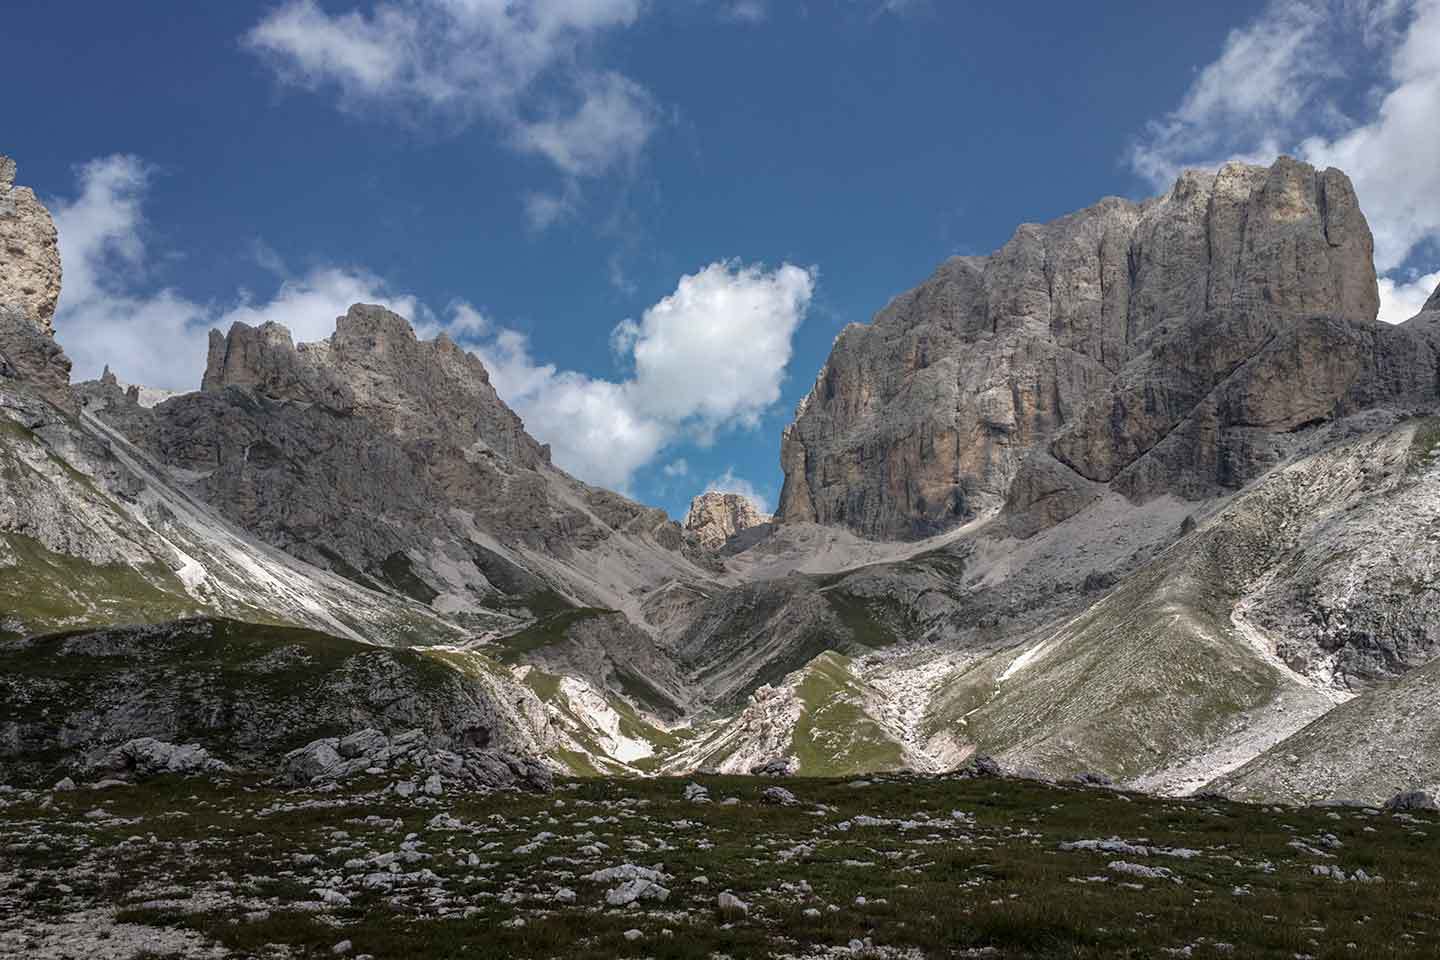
(684, 491), (770, 549)
(1427, 280), (1440, 315)
(202, 304), (548, 467)
(776, 156), (1414, 541)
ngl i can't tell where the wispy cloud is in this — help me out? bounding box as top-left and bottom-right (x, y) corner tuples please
(244, 0), (659, 223)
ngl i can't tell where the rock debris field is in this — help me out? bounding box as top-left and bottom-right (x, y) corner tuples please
(4, 767), (1440, 959)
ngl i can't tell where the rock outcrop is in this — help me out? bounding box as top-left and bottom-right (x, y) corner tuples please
(0, 156), (74, 412)
(0, 617), (555, 783)
(97, 738), (229, 778)
(683, 491), (770, 549)
(777, 157), (1438, 540)
(0, 155), (62, 336)
(280, 728), (553, 793)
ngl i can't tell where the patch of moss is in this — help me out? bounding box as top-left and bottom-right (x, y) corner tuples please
(790, 652), (905, 775)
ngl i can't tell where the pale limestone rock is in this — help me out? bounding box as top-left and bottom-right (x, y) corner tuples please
(684, 491), (770, 549)
(777, 157), (1417, 541)
(0, 155), (62, 335)
(0, 157), (74, 412)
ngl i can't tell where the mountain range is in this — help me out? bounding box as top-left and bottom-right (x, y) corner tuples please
(3, 151), (1438, 804)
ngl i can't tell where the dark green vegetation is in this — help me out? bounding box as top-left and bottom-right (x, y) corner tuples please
(0, 618), (516, 784)
(0, 532), (199, 640)
(488, 607), (612, 662)
(823, 590), (900, 648)
(790, 653), (905, 775)
(3, 773), (1438, 959)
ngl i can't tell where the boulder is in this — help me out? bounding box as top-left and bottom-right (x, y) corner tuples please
(760, 785), (798, 806)
(338, 728), (389, 761)
(749, 757), (794, 777)
(100, 738), (228, 778)
(282, 738), (344, 785)
(1383, 790), (1439, 812)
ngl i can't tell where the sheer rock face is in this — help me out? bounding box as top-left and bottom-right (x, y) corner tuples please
(0, 156), (62, 336)
(684, 492), (770, 550)
(776, 157), (1438, 541)
(0, 157), (74, 413)
(1426, 280), (1440, 314)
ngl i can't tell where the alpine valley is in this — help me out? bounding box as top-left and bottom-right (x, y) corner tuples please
(5, 150), (1439, 807)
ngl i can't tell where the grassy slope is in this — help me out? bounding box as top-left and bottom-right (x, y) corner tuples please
(0, 531), (200, 639)
(790, 652), (905, 775)
(6, 773), (1440, 959)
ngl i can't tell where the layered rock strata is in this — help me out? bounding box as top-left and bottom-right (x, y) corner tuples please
(778, 157), (1438, 540)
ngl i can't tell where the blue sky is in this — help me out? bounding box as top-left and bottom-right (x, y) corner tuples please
(8, 0), (1440, 517)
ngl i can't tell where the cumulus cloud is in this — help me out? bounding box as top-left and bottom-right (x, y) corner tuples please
(1129, 0), (1440, 286)
(51, 155), (425, 390)
(461, 260), (816, 490)
(663, 458), (690, 477)
(48, 156), (815, 495)
(244, 0), (658, 191)
(1378, 270), (1440, 323)
(700, 467), (772, 514)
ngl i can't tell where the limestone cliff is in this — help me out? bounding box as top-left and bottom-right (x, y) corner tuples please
(776, 157), (1440, 540)
(0, 155), (73, 412)
(683, 491), (770, 550)
(0, 155), (61, 336)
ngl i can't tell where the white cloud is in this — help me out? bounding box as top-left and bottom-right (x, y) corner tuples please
(513, 73), (657, 177)
(244, 0), (657, 189)
(626, 260), (815, 430)
(47, 155), (816, 496)
(1299, 0), (1440, 271)
(524, 185), (580, 233)
(700, 467), (771, 514)
(1129, 0), (1440, 278)
(663, 458), (689, 477)
(467, 259), (816, 490)
(51, 155), (425, 390)
(1378, 270), (1440, 323)
(470, 325), (669, 490)
(722, 1), (767, 23)
(443, 300), (492, 339)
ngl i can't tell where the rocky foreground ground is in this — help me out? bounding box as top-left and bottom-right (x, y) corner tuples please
(2, 770), (1438, 960)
